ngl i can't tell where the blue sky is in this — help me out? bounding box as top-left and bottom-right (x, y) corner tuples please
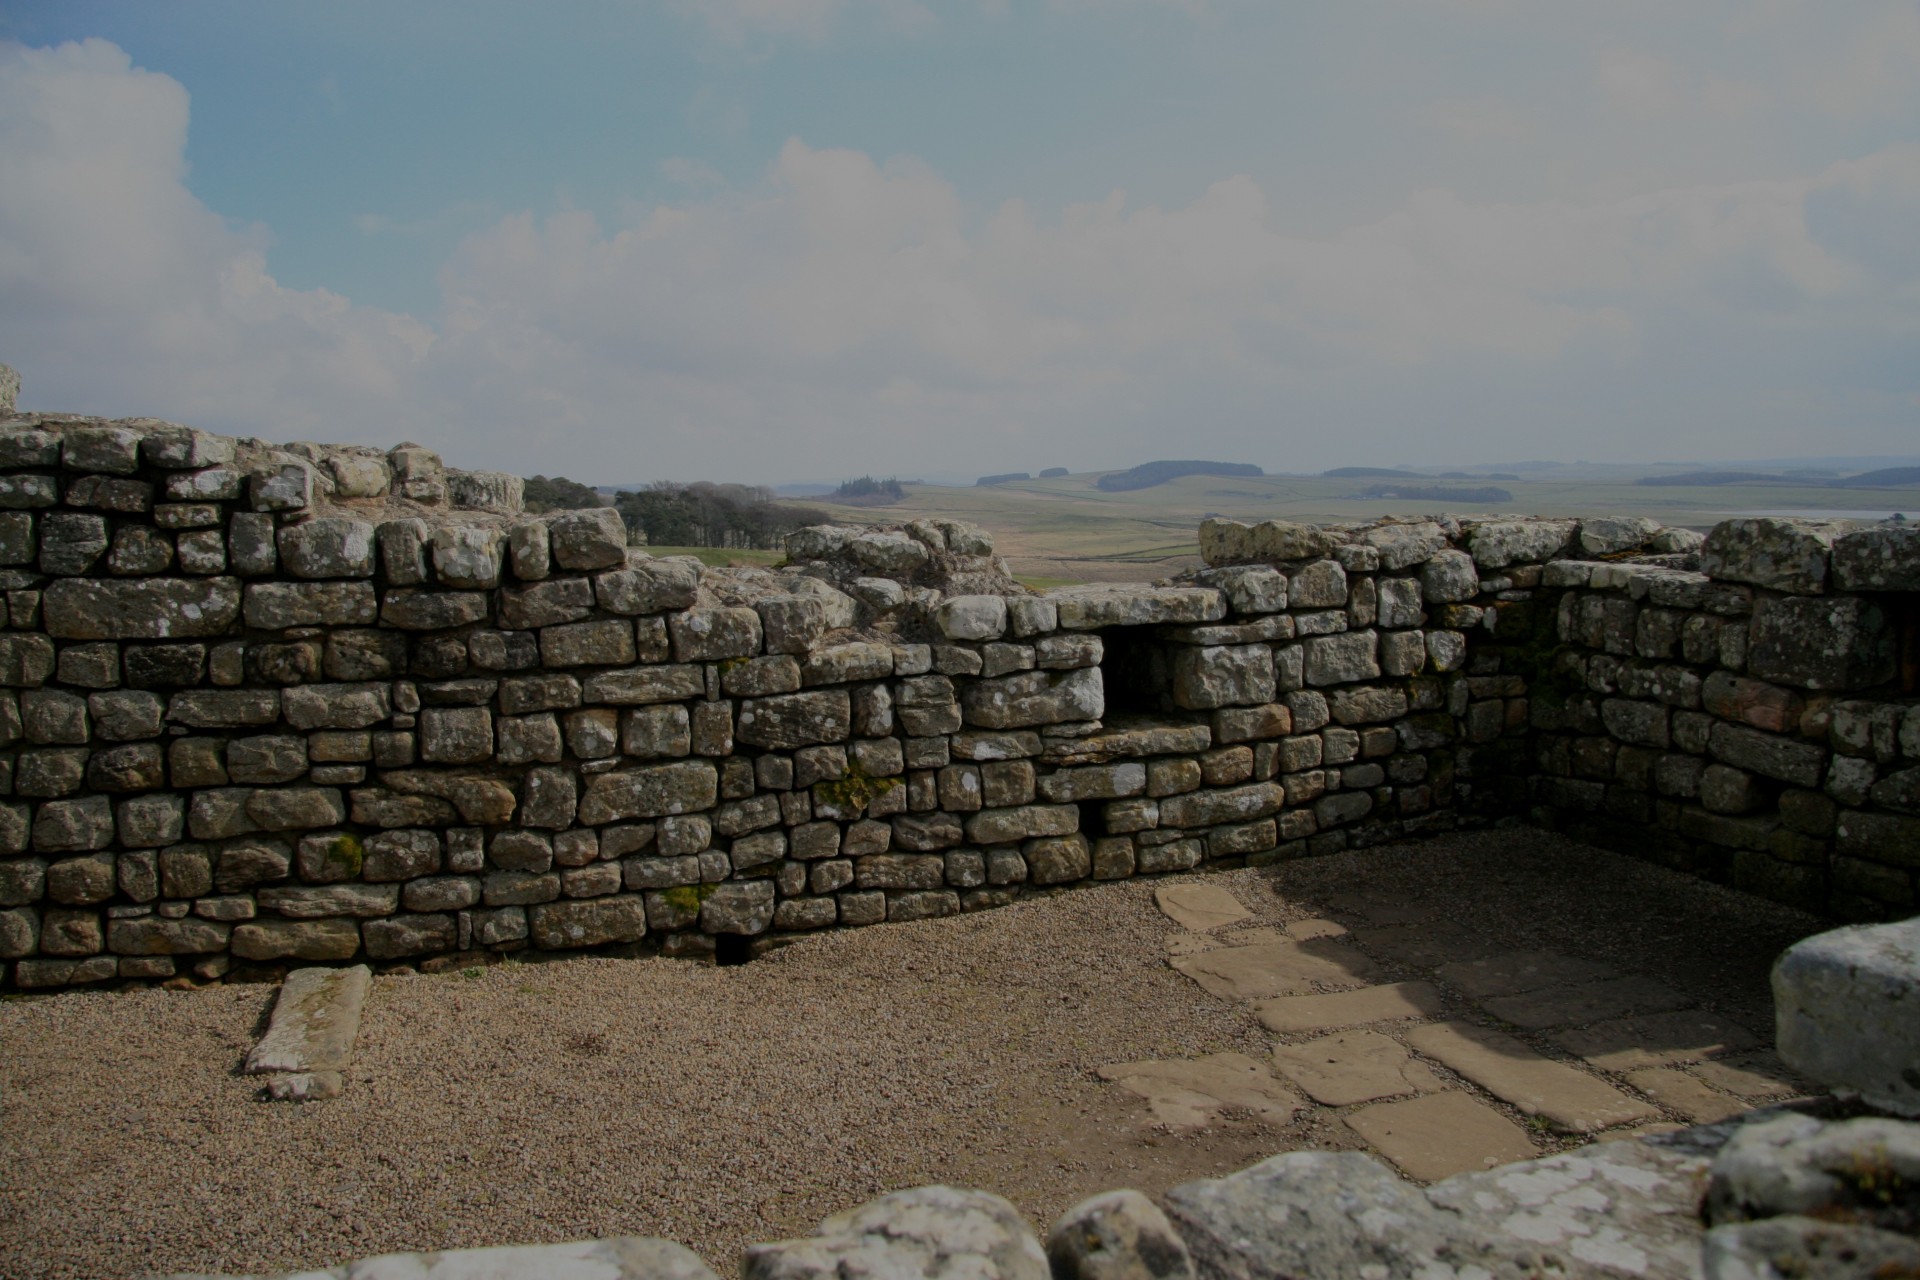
(1, 1), (1916, 484)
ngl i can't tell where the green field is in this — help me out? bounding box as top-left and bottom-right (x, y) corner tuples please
(799, 465), (1917, 586)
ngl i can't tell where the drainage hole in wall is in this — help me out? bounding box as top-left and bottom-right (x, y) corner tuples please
(714, 934), (755, 967)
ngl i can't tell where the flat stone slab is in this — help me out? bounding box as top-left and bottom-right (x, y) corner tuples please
(1345, 1090), (1537, 1182)
(1689, 1053), (1804, 1103)
(1096, 1052), (1302, 1130)
(1253, 980), (1448, 1034)
(1270, 1031), (1445, 1106)
(244, 964), (372, 1077)
(1154, 883), (1252, 933)
(1624, 1067), (1747, 1124)
(1351, 922), (1498, 969)
(1164, 926), (1286, 957)
(1172, 939), (1380, 1002)
(1552, 1010), (1758, 1072)
(1405, 1020), (1661, 1133)
(1477, 976), (1694, 1030)
(1436, 950), (1618, 999)
(1283, 917), (1347, 941)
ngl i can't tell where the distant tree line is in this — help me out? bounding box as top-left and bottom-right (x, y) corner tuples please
(1096, 460), (1263, 492)
(522, 475), (608, 513)
(611, 482), (827, 550)
(832, 475), (906, 503)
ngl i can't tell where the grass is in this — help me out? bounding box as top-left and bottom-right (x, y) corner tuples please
(646, 545), (788, 568)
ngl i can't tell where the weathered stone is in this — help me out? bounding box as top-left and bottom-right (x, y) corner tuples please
(1469, 519), (1575, 568)
(963, 667), (1102, 729)
(737, 690), (851, 750)
(1701, 517), (1841, 594)
(1302, 631), (1379, 687)
(1832, 523), (1920, 592)
(232, 918), (361, 962)
(934, 595), (1008, 641)
(544, 507), (628, 570)
(1171, 645), (1275, 710)
(364, 912), (457, 959)
(1026, 833), (1091, 884)
(1198, 518), (1335, 565)
(964, 804), (1078, 844)
(801, 642), (893, 687)
(594, 560), (702, 615)
(700, 880), (775, 935)
(258, 883), (401, 918)
(1052, 585), (1224, 629)
(1159, 781), (1285, 828)
(1708, 721), (1827, 787)
(744, 1185), (1047, 1280)
(277, 517), (377, 579)
(578, 761), (719, 824)
(530, 896), (647, 948)
(1773, 919), (1919, 1115)
(246, 787), (346, 832)
(669, 608), (762, 662)
(1404, 1020), (1659, 1132)
(1748, 594), (1893, 690)
(41, 576), (242, 640)
(428, 524), (505, 589)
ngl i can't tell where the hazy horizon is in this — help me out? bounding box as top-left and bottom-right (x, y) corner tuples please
(2, 2), (1916, 485)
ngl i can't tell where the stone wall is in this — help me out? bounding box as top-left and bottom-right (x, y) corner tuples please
(0, 396), (1913, 990)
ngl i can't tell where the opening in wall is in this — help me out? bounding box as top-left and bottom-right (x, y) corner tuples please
(714, 933), (754, 967)
(1097, 626), (1178, 716)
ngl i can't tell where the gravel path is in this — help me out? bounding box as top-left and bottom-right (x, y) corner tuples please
(0, 830), (1828, 1280)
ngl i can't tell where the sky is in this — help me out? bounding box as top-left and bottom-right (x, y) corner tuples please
(0, 2), (1916, 486)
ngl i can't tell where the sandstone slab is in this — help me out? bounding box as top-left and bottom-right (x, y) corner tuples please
(1344, 1090), (1537, 1182)
(244, 964), (372, 1077)
(1253, 980), (1447, 1033)
(1171, 939), (1378, 1002)
(1406, 1020), (1661, 1133)
(1478, 976), (1694, 1030)
(1095, 1052), (1301, 1130)
(1624, 1068), (1747, 1125)
(1553, 1010), (1759, 1072)
(1153, 882), (1251, 932)
(1270, 1030), (1444, 1106)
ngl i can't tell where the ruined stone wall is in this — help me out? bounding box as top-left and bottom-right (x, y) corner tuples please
(0, 397), (1912, 990)
(1520, 519), (1920, 919)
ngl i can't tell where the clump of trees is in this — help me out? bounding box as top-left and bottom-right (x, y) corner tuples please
(522, 475), (607, 513)
(611, 482), (826, 550)
(832, 475), (906, 503)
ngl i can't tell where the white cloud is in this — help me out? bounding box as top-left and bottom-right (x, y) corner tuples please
(1, 36), (1916, 484)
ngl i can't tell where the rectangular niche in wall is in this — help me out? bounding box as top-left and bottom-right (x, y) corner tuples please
(1096, 626), (1180, 716)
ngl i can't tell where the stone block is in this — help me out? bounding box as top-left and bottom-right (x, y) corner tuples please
(594, 560), (702, 615)
(736, 690), (851, 749)
(1773, 919), (1919, 1115)
(1700, 517), (1841, 594)
(1052, 585), (1224, 629)
(542, 618), (638, 668)
(364, 913), (457, 959)
(1469, 520), (1575, 568)
(962, 667), (1102, 729)
(577, 760), (719, 825)
(934, 595), (1008, 641)
(669, 608), (763, 662)
(499, 577), (595, 629)
(1303, 632), (1379, 687)
(1832, 523), (1920, 592)
(547, 507), (628, 570)
(1171, 645), (1275, 710)
(1748, 595), (1893, 691)
(429, 524), (505, 589)
(1198, 518), (1335, 565)
(277, 517), (377, 579)
(701, 880), (775, 935)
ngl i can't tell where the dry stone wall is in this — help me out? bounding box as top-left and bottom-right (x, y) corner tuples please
(0, 391), (1913, 989)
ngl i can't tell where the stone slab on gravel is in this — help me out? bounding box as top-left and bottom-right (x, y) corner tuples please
(1553, 1010), (1759, 1072)
(1350, 922), (1497, 969)
(1476, 976), (1694, 1030)
(1435, 950), (1619, 999)
(1171, 939), (1378, 1002)
(1269, 1031), (1444, 1107)
(1164, 926), (1285, 958)
(1282, 918), (1347, 941)
(1405, 1020), (1660, 1133)
(1153, 883), (1250, 933)
(1252, 981), (1447, 1033)
(1625, 1067), (1748, 1125)
(1689, 1054), (1804, 1103)
(244, 964), (372, 1075)
(1096, 1052), (1302, 1130)
(1313, 891), (1433, 925)
(1343, 1090), (1537, 1182)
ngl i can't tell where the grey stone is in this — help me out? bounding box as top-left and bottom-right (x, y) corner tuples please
(42, 576), (242, 640)
(1171, 645), (1275, 710)
(577, 761), (719, 824)
(1705, 1112), (1920, 1230)
(1703, 1217), (1920, 1280)
(1052, 585), (1225, 629)
(244, 580), (378, 630)
(250, 459), (315, 511)
(377, 518), (430, 584)
(278, 518), (377, 578)
(429, 524), (505, 589)
(380, 588), (492, 630)
(583, 664), (706, 705)
(500, 577), (596, 629)
(447, 469), (525, 513)
(244, 964), (372, 1075)
(542, 618), (638, 667)
(1303, 632), (1379, 687)
(1198, 518), (1335, 565)
(934, 595), (1009, 641)
(701, 880), (775, 935)
(1708, 722), (1826, 787)
(547, 507), (629, 570)
(530, 896), (647, 948)
(1773, 919), (1919, 1115)
(669, 607), (762, 661)
(364, 913), (457, 959)
(594, 560), (702, 615)
(33, 796), (115, 853)
(1469, 519), (1575, 568)
(420, 706), (494, 764)
(737, 690), (851, 749)
(744, 1185), (1047, 1280)
(232, 918), (361, 961)
(1701, 518), (1842, 594)
(1833, 523), (1920, 592)
(246, 787), (346, 832)
(283, 682), (392, 731)
(963, 667), (1102, 729)
(1749, 595), (1893, 691)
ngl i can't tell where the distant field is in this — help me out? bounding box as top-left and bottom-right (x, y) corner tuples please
(802, 466), (1918, 586)
(645, 545), (788, 569)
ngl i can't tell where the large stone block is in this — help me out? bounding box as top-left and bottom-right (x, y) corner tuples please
(962, 667), (1103, 729)
(277, 518), (377, 579)
(1051, 585), (1225, 629)
(429, 524), (506, 589)
(1198, 518), (1336, 565)
(669, 608), (763, 662)
(380, 589), (491, 630)
(700, 880), (775, 935)
(594, 560), (702, 615)
(582, 664), (706, 705)
(1774, 919), (1920, 1115)
(1303, 631), (1379, 687)
(737, 690), (852, 749)
(107, 916), (230, 955)
(1701, 518), (1843, 595)
(1468, 519), (1575, 568)
(1708, 722), (1827, 788)
(420, 707), (494, 764)
(577, 760), (719, 824)
(244, 580), (378, 630)
(42, 577), (242, 640)
(542, 618), (638, 668)
(283, 681), (392, 730)
(546, 507), (629, 571)
(1171, 645), (1275, 710)
(1748, 595), (1893, 691)
(1832, 524), (1920, 592)
(530, 895), (648, 948)
(499, 577), (596, 629)
(1159, 781), (1286, 827)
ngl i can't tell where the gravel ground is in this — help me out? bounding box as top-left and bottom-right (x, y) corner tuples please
(0, 829), (1829, 1280)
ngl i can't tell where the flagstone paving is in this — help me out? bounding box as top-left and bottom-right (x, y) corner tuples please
(1269, 1031), (1445, 1106)
(1344, 1090), (1539, 1182)
(1252, 981), (1447, 1034)
(1476, 975), (1693, 1030)
(1092, 872), (1793, 1184)
(1403, 1021), (1661, 1133)
(1095, 1052), (1303, 1130)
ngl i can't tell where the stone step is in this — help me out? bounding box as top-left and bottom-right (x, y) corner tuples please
(1476, 975), (1693, 1030)
(1344, 1091), (1538, 1182)
(1405, 1020), (1661, 1133)
(1253, 980), (1447, 1033)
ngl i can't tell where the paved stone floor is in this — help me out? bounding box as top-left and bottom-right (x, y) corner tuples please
(1103, 875), (1809, 1182)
